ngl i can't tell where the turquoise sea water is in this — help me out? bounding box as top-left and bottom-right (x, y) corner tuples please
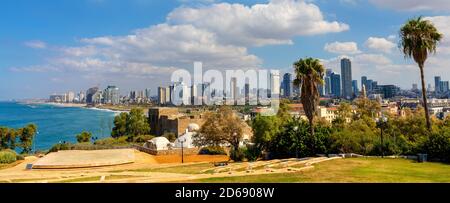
(0, 102), (116, 151)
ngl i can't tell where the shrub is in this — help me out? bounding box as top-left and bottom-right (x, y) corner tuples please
(76, 131), (92, 143)
(0, 150), (17, 164)
(16, 154), (25, 160)
(94, 137), (129, 146)
(420, 132), (450, 162)
(244, 145), (261, 162)
(48, 143), (72, 153)
(230, 147), (246, 162)
(163, 132), (177, 142)
(132, 135), (155, 143)
(199, 146), (227, 155)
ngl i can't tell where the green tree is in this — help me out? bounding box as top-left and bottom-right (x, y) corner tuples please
(293, 57), (325, 138)
(0, 127), (9, 150)
(18, 124), (37, 154)
(111, 112), (128, 138)
(353, 97), (381, 119)
(76, 131), (92, 143)
(126, 108), (150, 139)
(400, 16), (443, 130)
(111, 108), (150, 140)
(252, 115), (281, 151)
(194, 106), (246, 155)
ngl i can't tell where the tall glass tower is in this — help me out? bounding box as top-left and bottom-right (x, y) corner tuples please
(341, 58), (353, 100)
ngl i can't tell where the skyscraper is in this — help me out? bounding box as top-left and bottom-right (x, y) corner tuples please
(325, 69), (333, 95)
(330, 72), (341, 97)
(341, 58), (353, 99)
(361, 76), (367, 91)
(270, 72), (280, 97)
(366, 79), (373, 92)
(435, 76), (442, 93)
(104, 85), (120, 105)
(282, 73), (292, 98)
(441, 81), (449, 93)
(86, 87), (99, 104)
(352, 80), (359, 97)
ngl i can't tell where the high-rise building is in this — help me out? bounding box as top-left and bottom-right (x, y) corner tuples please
(341, 58), (353, 99)
(435, 76), (442, 93)
(282, 73), (292, 98)
(86, 87), (99, 104)
(377, 85), (400, 99)
(324, 69), (333, 96)
(441, 81), (449, 93)
(230, 77), (238, 103)
(270, 72), (280, 96)
(330, 72), (341, 97)
(412, 84), (418, 91)
(324, 76), (332, 96)
(104, 86), (120, 105)
(158, 87), (169, 105)
(352, 80), (359, 97)
(366, 79), (373, 92)
(361, 76), (367, 91)
(66, 91), (75, 103)
(372, 81), (378, 91)
(145, 88), (151, 99)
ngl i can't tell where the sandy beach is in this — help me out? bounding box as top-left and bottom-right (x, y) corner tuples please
(44, 102), (87, 108)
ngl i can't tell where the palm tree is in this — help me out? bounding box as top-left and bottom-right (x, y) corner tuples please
(293, 57), (325, 137)
(400, 16), (443, 130)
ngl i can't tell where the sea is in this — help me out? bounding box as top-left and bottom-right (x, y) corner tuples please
(0, 102), (117, 151)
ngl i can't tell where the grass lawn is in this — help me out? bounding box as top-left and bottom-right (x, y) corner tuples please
(132, 163), (216, 174)
(54, 176), (102, 183)
(193, 158), (450, 183)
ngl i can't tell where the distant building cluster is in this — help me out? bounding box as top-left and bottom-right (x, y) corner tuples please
(157, 73), (280, 106)
(49, 86), (153, 105)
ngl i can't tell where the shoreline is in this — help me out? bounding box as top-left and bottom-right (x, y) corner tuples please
(27, 102), (129, 114)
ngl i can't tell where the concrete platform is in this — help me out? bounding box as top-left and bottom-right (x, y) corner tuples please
(32, 149), (135, 169)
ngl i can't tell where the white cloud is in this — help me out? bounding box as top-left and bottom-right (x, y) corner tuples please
(369, 0), (450, 11)
(24, 40), (47, 49)
(365, 37), (396, 53)
(168, 0), (349, 46)
(13, 24), (262, 76)
(12, 0), (350, 91)
(324, 41), (360, 54)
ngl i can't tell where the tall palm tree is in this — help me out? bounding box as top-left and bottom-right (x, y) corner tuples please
(293, 57), (325, 137)
(400, 16), (443, 130)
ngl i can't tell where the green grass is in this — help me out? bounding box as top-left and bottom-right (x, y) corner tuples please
(191, 158), (450, 183)
(132, 163), (216, 174)
(54, 176), (102, 183)
(106, 175), (140, 180)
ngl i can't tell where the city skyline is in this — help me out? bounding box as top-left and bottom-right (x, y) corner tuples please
(2, 0), (450, 100)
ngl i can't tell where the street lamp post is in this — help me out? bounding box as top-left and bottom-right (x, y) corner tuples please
(376, 115), (388, 158)
(180, 138), (186, 164)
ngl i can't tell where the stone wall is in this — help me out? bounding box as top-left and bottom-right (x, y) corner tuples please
(134, 145), (200, 156)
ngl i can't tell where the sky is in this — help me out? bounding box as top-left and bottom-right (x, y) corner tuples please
(1, 0), (450, 100)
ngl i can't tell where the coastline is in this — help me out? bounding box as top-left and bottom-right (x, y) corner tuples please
(27, 102), (129, 114)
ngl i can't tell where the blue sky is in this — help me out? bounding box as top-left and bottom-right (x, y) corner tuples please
(1, 0), (450, 100)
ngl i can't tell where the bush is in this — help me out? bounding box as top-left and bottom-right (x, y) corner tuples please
(0, 150), (17, 164)
(94, 137), (129, 146)
(420, 132), (450, 162)
(48, 142), (72, 153)
(244, 145), (261, 161)
(163, 132), (177, 142)
(199, 146), (227, 155)
(132, 135), (155, 143)
(230, 147), (246, 162)
(16, 154), (25, 160)
(76, 131), (92, 143)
